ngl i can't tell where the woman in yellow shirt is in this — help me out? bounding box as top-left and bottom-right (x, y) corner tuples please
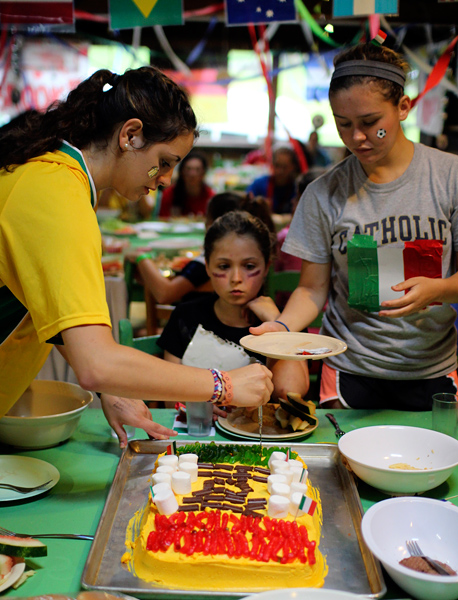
(0, 66), (272, 446)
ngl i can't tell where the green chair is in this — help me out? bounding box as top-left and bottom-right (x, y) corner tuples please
(118, 318), (162, 356)
(265, 267), (323, 330)
(265, 268), (300, 302)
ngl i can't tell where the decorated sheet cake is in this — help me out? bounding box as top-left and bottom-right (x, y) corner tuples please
(122, 442), (328, 592)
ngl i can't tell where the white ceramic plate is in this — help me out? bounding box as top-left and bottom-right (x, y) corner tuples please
(240, 332), (347, 361)
(0, 562), (26, 593)
(216, 417), (318, 441)
(0, 456), (60, 502)
(242, 588), (370, 600)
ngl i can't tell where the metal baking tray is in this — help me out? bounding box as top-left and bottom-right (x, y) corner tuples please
(81, 440), (386, 599)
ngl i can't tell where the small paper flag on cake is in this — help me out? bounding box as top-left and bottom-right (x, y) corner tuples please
(372, 29), (387, 45)
(166, 441), (177, 455)
(299, 495), (317, 516)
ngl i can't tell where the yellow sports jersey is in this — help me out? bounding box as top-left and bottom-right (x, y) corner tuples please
(0, 143), (111, 416)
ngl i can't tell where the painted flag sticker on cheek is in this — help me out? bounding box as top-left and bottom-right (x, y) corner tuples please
(347, 234), (443, 312)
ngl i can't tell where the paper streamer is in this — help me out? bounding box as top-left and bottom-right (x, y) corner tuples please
(410, 35), (458, 108)
(380, 15), (458, 98)
(294, 0), (341, 48)
(153, 25), (192, 77)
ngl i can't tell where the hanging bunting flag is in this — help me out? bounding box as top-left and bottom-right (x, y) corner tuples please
(333, 0), (399, 18)
(226, 0), (296, 26)
(0, 0), (74, 29)
(347, 235), (443, 312)
(109, 0), (183, 30)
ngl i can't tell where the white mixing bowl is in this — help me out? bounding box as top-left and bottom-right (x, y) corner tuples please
(362, 497), (458, 600)
(338, 425), (458, 495)
(0, 380), (92, 449)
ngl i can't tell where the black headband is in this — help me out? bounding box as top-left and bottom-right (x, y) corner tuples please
(331, 60), (406, 88)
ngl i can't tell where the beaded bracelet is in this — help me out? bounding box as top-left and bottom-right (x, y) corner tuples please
(136, 252), (153, 264)
(219, 371), (234, 406)
(208, 368), (224, 404)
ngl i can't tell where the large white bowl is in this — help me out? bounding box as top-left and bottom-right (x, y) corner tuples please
(362, 497), (458, 600)
(242, 589), (370, 600)
(0, 380), (92, 449)
(338, 425), (458, 495)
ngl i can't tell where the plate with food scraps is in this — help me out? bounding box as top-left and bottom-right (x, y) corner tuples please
(216, 404), (318, 441)
(240, 332), (347, 361)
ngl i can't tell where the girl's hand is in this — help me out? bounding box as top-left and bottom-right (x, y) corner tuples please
(245, 296), (281, 323)
(229, 363), (273, 407)
(100, 393), (177, 448)
(379, 277), (444, 318)
(248, 320), (288, 336)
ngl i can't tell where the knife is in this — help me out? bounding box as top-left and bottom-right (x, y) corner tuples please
(258, 405), (263, 454)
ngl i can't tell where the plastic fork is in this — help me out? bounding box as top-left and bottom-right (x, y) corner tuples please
(0, 479), (52, 494)
(406, 540), (451, 576)
(0, 525), (93, 541)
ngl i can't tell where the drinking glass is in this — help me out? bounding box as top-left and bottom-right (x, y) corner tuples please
(432, 393), (458, 438)
(187, 402), (213, 437)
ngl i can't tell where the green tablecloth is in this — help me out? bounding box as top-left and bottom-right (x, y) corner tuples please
(3, 408), (454, 598)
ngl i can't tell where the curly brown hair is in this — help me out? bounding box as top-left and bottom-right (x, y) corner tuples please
(0, 66), (198, 171)
(329, 43), (409, 105)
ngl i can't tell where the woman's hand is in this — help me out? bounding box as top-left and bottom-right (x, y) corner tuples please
(229, 363), (273, 408)
(245, 296), (281, 324)
(379, 277), (445, 318)
(100, 393), (177, 448)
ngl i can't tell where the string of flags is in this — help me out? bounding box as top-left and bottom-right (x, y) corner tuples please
(0, 0), (403, 31)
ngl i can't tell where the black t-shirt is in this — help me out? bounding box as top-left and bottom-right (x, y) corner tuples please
(180, 257), (209, 288)
(158, 293), (265, 363)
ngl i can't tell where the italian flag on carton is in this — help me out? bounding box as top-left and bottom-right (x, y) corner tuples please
(347, 234), (443, 312)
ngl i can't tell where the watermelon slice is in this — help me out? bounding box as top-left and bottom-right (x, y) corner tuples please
(0, 554), (13, 579)
(0, 536), (47, 558)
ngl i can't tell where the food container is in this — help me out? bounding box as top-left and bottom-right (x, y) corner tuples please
(0, 380), (92, 449)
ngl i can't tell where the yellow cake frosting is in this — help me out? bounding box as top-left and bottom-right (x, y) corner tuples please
(122, 448), (328, 592)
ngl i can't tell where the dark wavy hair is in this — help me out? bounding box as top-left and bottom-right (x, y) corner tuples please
(204, 210), (275, 266)
(329, 43), (409, 106)
(0, 66), (198, 171)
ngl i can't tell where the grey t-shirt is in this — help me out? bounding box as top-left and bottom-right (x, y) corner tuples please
(283, 143), (458, 379)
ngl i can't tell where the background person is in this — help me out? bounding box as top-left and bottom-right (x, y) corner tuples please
(158, 149), (215, 217)
(0, 66), (273, 447)
(247, 144), (301, 214)
(250, 42), (458, 411)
